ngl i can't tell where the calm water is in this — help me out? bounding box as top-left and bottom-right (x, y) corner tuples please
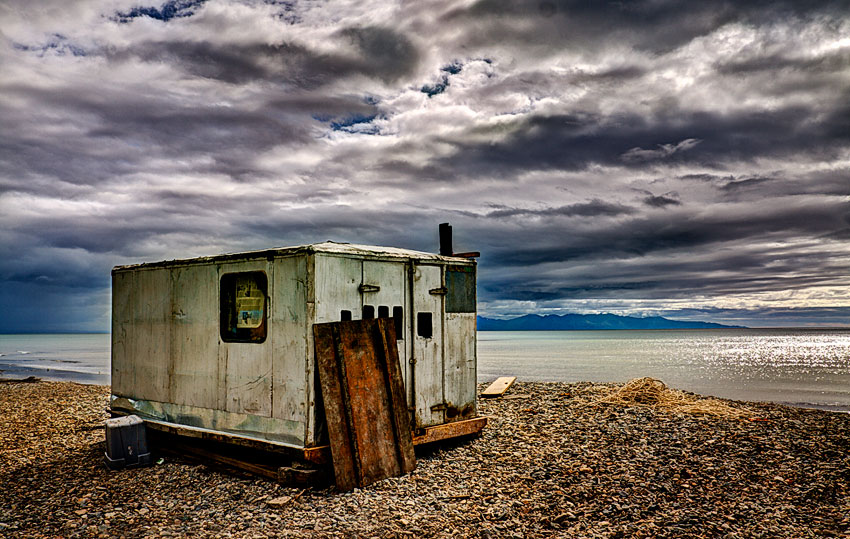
(0, 334), (110, 385)
(2, 329), (849, 410)
(479, 329), (850, 411)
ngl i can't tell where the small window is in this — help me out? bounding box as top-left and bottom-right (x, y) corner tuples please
(392, 306), (404, 340)
(378, 305), (389, 318)
(446, 266), (476, 313)
(340, 310), (352, 321)
(220, 272), (267, 343)
(417, 312), (433, 339)
(363, 305), (375, 319)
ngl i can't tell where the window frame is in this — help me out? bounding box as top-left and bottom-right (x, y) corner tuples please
(220, 271), (269, 344)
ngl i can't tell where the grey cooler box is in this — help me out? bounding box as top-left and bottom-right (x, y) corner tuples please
(104, 415), (152, 470)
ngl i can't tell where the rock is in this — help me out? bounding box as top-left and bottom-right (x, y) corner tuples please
(266, 496), (292, 508)
(2, 380), (850, 538)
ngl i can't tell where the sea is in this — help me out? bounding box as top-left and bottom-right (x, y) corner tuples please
(1, 328), (849, 411)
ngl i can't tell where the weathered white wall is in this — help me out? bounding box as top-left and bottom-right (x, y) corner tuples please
(169, 263), (220, 409)
(112, 267), (171, 403)
(443, 312), (477, 420)
(220, 259), (273, 416)
(412, 264), (444, 428)
(270, 255), (310, 445)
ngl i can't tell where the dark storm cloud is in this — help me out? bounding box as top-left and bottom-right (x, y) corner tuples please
(111, 36), (414, 87)
(2, 0), (850, 330)
(443, 0), (847, 54)
(0, 82), (327, 186)
(641, 192), (681, 208)
(339, 26), (419, 83)
(479, 236), (850, 303)
(486, 199), (635, 219)
(436, 105), (848, 177)
(678, 170), (850, 201)
(478, 197), (850, 271)
(715, 50), (850, 77)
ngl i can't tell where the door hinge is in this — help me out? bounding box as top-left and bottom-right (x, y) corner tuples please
(429, 286), (447, 295)
(430, 403), (447, 412)
(358, 284), (380, 293)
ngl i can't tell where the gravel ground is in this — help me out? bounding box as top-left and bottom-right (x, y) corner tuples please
(2, 379), (849, 538)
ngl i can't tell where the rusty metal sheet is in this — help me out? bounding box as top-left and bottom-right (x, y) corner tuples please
(314, 318), (415, 491)
(411, 416), (488, 446)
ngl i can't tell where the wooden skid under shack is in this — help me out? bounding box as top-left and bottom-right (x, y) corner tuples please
(125, 413), (487, 485)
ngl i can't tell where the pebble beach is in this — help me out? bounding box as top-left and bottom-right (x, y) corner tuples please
(1, 379), (849, 538)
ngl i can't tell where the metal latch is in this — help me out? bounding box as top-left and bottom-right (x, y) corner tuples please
(429, 286), (447, 295)
(430, 403), (447, 412)
(358, 284), (380, 293)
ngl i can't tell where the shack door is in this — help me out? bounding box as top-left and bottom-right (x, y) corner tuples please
(361, 261), (408, 386)
(411, 264), (444, 428)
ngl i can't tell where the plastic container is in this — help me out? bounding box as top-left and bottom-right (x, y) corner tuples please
(104, 415), (151, 470)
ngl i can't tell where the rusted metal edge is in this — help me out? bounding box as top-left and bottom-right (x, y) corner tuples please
(412, 416), (489, 446)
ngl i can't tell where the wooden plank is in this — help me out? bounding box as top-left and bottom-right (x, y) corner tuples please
(154, 438), (280, 481)
(314, 323), (359, 491)
(481, 376), (517, 398)
(374, 319), (416, 474)
(277, 466), (330, 487)
(412, 416), (488, 446)
(290, 416), (489, 464)
(314, 318), (416, 491)
(130, 416), (329, 465)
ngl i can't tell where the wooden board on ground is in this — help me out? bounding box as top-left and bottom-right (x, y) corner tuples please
(481, 376), (517, 398)
(314, 318), (416, 491)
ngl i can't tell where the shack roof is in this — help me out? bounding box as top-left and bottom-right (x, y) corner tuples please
(112, 241), (476, 273)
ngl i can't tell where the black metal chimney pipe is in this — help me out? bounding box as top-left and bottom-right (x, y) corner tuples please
(439, 223), (452, 256)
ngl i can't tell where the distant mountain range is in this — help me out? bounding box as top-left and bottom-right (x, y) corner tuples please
(477, 313), (746, 331)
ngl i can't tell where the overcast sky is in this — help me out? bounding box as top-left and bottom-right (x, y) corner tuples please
(1, 0), (849, 332)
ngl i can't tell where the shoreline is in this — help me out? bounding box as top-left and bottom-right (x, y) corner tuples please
(3, 374), (850, 414)
(2, 379), (849, 538)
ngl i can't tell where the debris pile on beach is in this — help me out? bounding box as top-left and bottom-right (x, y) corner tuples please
(587, 376), (752, 419)
(2, 379), (849, 538)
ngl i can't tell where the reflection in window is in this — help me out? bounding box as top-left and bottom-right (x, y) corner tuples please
(446, 266), (476, 313)
(220, 272), (267, 343)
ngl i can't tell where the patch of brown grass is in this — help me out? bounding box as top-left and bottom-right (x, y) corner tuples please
(593, 377), (750, 419)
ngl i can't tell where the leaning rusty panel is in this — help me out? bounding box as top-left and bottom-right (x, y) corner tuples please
(374, 317), (416, 474)
(314, 322), (358, 490)
(314, 318), (415, 491)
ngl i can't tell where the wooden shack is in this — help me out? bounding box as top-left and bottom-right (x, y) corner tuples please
(110, 241), (484, 466)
